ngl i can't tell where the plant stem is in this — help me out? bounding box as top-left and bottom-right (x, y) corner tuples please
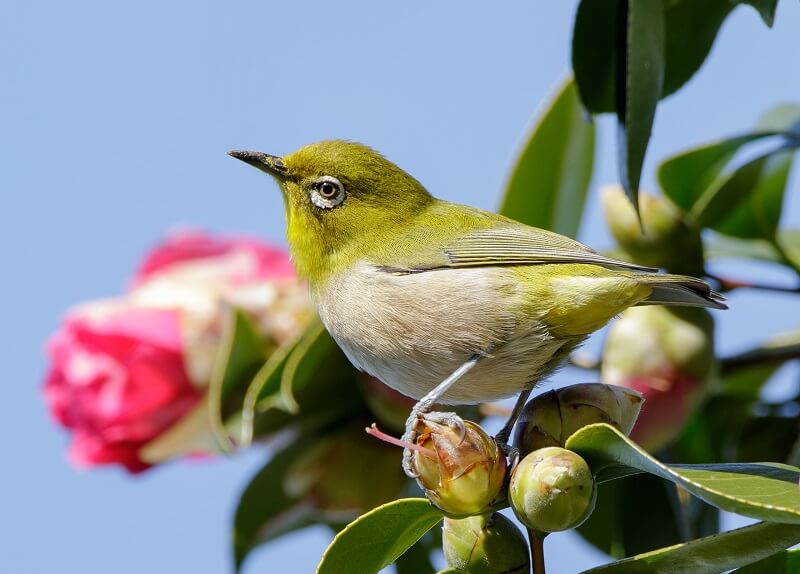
(527, 528), (547, 574)
(708, 273), (800, 294)
(720, 343), (800, 375)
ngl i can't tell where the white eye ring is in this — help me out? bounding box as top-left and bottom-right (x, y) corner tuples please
(310, 176), (346, 209)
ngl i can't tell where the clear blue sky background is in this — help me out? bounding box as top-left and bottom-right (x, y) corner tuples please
(3, 1), (800, 573)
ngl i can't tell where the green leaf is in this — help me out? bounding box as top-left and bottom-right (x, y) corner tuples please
(734, 548), (800, 573)
(233, 435), (318, 571)
(571, 0), (620, 114)
(695, 150), (794, 240)
(581, 521), (800, 574)
(658, 133), (775, 213)
(736, 0), (780, 27)
(499, 77), (595, 238)
(577, 473), (718, 559)
(566, 423), (800, 523)
(316, 499), (443, 574)
(721, 329), (800, 398)
(394, 534), (437, 574)
(208, 308), (268, 451)
(758, 103), (800, 135)
(239, 336), (300, 446)
(661, 0), (734, 97)
(618, 0), (665, 208)
(270, 319), (354, 415)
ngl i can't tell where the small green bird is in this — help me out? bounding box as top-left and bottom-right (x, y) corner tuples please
(229, 141), (725, 475)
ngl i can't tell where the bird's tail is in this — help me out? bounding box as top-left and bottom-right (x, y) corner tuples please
(635, 274), (727, 310)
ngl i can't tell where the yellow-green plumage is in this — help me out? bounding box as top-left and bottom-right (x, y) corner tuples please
(229, 141), (725, 405)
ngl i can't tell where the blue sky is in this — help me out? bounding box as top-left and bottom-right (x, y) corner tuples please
(3, 1), (799, 573)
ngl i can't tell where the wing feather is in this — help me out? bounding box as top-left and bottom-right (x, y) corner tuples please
(401, 226), (657, 273)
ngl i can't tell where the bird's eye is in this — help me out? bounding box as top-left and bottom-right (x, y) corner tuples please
(319, 181), (338, 198)
(310, 176), (346, 209)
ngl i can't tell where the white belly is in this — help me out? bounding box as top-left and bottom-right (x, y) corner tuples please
(315, 262), (566, 404)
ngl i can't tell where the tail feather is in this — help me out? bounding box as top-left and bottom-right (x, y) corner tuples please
(635, 274), (727, 310)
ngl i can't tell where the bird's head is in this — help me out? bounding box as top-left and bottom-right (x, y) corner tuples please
(229, 140), (432, 284)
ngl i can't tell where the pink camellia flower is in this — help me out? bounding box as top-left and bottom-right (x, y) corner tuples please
(44, 231), (312, 472)
(44, 304), (201, 473)
(601, 306), (716, 451)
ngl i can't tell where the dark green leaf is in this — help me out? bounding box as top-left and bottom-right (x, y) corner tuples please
(241, 318), (365, 441)
(239, 336), (300, 445)
(581, 521), (800, 574)
(697, 150), (794, 240)
(618, 0), (665, 207)
(394, 534), (437, 574)
(566, 423), (800, 523)
(233, 435), (318, 571)
(658, 133), (775, 213)
(735, 416), (799, 464)
(278, 319), (350, 414)
(571, 0), (620, 114)
(661, 0), (734, 97)
(721, 329), (800, 397)
(208, 308), (268, 451)
(578, 472), (718, 558)
(734, 548), (800, 572)
(499, 78), (595, 238)
(736, 0), (780, 27)
(316, 499), (443, 574)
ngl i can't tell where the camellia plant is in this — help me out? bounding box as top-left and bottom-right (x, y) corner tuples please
(44, 3), (800, 573)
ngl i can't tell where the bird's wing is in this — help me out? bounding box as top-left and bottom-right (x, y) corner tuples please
(382, 225), (657, 273)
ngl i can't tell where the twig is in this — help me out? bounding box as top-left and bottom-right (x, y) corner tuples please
(527, 528), (547, 574)
(720, 343), (800, 375)
(708, 273), (800, 295)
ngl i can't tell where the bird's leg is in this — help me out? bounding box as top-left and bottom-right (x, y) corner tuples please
(494, 388), (533, 461)
(402, 353), (482, 478)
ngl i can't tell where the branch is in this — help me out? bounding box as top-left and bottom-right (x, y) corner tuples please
(720, 343), (800, 375)
(527, 529), (547, 574)
(708, 273), (800, 295)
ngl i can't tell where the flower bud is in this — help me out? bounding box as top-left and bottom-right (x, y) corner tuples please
(413, 420), (507, 517)
(509, 447), (596, 532)
(602, 186), (703, 275)
(602, 306), (715, 451)
(514, 383), (643, 456)
(443, 513), (530, 574)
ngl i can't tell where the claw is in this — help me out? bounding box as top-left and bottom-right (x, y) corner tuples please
(422, 411), (466, 445)
(494, 438), (519, 466)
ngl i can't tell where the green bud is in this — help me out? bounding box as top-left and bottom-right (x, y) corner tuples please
(414, 420), (507, 517)
(514, 383), (643, 456)
(443, 513), (530, 574)
(602, 185), (703, 275)
(509, 447), (596, 532)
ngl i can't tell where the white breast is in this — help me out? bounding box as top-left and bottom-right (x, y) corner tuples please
(315, 262), (564, 404)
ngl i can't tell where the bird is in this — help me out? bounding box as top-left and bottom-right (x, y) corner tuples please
(228, 140), (726, 476)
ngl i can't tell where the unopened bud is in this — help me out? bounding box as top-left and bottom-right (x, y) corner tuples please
(509, 447), (596, 532)
(514, 383), (643, 456)
(602, 186), (703, 275)
(443, 513), (530, 574)
(414, 419), (507, 517)
(602, 306), (715, 451)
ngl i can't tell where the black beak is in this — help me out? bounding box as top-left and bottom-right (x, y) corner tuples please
(227, 150), (288, 177)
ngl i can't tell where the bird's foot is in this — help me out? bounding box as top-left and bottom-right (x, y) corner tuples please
(495, 439), (519, 465)
(401, 407), (466, 479)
